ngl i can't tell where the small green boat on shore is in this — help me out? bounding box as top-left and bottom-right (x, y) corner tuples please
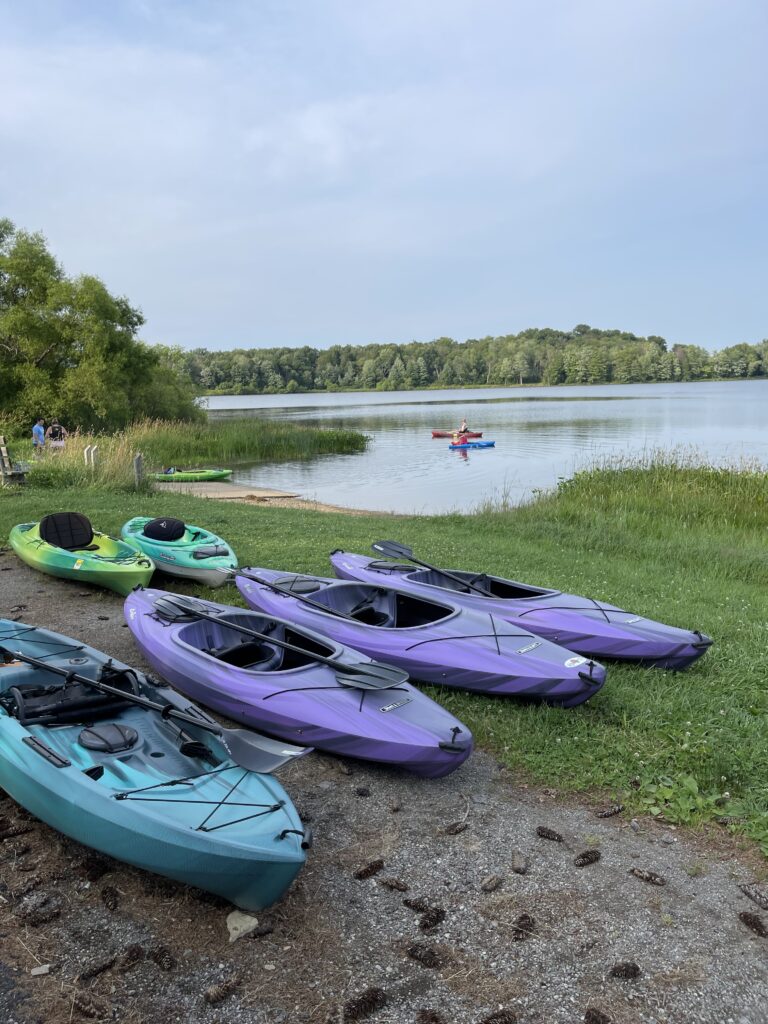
(10, 513), (155, 596)
(152, 468), (232, 483)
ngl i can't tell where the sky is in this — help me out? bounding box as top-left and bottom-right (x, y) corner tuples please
(0, 0), (766, 352)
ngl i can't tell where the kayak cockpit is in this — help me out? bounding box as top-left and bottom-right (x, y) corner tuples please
(176, 614), (337, 672)
(306, 582), (455, 629)
(407, 568), (556, 601)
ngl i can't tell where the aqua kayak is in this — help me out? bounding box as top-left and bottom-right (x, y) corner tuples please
(121, 517), (237, 587)
(0, 620), (309, 910)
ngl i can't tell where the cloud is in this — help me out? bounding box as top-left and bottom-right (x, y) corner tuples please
(0, 0), (766, 348)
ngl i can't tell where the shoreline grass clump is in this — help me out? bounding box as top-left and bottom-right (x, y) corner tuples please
(14, 418), (368, 491)
(2, 457), (767, 854)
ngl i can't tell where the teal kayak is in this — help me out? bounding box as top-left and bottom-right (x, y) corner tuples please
(122, 517), (237, 588)
(0, 619), (310, 911)
(448, 440), (496, 450)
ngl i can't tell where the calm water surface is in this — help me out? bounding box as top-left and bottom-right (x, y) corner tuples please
(206, 381), (767, 514)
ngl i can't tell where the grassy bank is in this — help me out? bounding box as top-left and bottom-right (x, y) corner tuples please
(9, 418), (368, 490)
(2, 459), (767, 851)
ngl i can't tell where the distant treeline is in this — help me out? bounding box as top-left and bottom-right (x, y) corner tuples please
(174, 326), (768, 394)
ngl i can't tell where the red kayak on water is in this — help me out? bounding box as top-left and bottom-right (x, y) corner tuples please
(431, 430), (483, 438)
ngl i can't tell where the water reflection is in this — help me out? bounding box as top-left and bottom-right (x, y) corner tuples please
(209, 381), (767, 513)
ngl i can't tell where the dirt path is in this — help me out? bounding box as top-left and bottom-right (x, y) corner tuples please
(1, 552), (766, 1024)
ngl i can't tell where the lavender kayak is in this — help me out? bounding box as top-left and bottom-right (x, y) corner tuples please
(330, 550), (712, 670)
(124, 588), (472, 778)
(236, 571), (606, 707)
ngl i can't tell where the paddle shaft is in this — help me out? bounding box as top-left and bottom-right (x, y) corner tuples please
(237, 570), (360, 623)
(372, 542), (491, 597)
(2, 648), (231, 740)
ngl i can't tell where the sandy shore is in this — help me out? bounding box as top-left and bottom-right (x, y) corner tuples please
(1, 551), (767, 1024)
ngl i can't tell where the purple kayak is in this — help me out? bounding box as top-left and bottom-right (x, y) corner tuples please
(124, 588), (472, 778)
(330, 548), (713, 671)
(235, 570), (606, 708)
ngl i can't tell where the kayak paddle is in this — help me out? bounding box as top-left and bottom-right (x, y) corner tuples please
(0, 647), (309, 775)
(152, 593), (409, 690)
(371, 540), (493, 597)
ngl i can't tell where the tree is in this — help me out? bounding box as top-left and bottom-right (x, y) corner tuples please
(0, 220), (201, 430)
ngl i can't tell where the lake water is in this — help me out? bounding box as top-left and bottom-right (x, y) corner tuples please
(206, 381), (767, 514)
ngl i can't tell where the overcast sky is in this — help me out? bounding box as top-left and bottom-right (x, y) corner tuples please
(1, 1), (765, 351)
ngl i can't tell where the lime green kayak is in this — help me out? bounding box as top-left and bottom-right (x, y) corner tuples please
(121, 516), (237, 587)
(9, 513), (155, 596)
(151, 469), (232, 483)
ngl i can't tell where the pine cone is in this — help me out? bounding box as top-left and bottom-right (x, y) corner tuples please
(739, 911), (768, 937)
(574, 850), (601, 867)
(609, 961), (640, 979)
(629, 868), (666, 886)
(354, 859), (384, 880)
(595, 804), (624, 818)
(536, 826), (563, 842)
(342, 986), (387, 1021)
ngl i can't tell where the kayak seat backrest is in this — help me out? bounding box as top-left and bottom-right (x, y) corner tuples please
(393, 592), (454, 627)
(6, 680), (137, 727)
(39, 512), (94, 551)
(79, 723), (139, 753)
(143, 517), (186, 541)
(207, 640), (282, 671)
(410, 568), (471, 594)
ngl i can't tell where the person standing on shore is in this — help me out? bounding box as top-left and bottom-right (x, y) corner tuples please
(32, 417), (45, 453)
(46, 418), (68, 450)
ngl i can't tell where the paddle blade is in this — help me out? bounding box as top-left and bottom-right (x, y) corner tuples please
(219, 729), (312, 774)
(371, 540), (415, 561)
(334, 659), (409, 690)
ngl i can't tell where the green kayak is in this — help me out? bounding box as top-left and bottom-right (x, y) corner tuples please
(10, 513), (155, 596)
(121, 516), (238, 588)
(152, 469), (232, 483)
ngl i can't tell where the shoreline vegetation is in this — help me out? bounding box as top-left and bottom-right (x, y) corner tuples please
(202, 374), (767, 401)
(11, 418), (368, 491)
(3, 455), (767, 854)
(176, 326), (768, 396)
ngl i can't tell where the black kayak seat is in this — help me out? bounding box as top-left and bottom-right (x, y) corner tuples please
(79, 723), (139, 753)
(6, 677), (140, 726)
(143, 517), (185, 542)
(206, 640), (282, 671)
(39, 512), (94, 551)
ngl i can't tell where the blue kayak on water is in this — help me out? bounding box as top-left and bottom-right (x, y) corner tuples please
(0, 619), (310, 911)
(449, 440), (496, 450)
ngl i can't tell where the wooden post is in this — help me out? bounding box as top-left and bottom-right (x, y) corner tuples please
(84, 444), (92, 466)
(133, 453), (144, 489)
(90, 445), (99, 468)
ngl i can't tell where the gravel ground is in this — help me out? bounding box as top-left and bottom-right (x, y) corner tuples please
(1, 550), (767, 1024)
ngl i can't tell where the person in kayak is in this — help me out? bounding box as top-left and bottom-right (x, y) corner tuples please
(45, 418), (69, 450)
(32, 418), (45, 453)
(459, 417), (469, 432)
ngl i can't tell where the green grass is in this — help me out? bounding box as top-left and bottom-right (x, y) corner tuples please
(2, 457), (767, 850)
(8, 418), (367, 491)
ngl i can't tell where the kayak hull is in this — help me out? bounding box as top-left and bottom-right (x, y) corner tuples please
(330, 552), (713, 670)
(121, 517), (237, 588)
(432, 430), (483, 438)
(235, 571), (606, 707)
(125, 588), (473, 778)
(0, 620), (306, 910)
(9, 522), (154, 596)
(152, 469), (232, 482)
(449, 441), (495, 450)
